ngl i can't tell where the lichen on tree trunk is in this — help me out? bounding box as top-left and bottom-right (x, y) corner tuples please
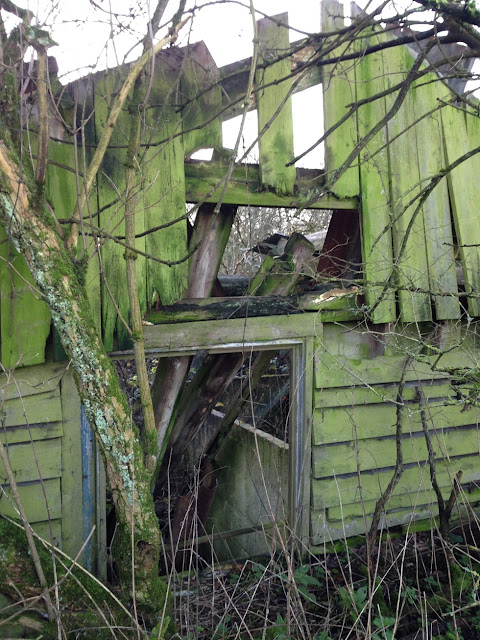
(0, 138), (169, 622)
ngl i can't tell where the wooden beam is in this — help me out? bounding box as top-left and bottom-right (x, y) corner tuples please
(184, 160), (358, 210)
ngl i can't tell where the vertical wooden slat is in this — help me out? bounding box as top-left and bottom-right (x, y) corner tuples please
(0, 230), (51, 368)
(94, 69), (146, 351)
(60, 367), (83, 561)
(256, 13), (296, 195)
(143, 49), (188, 308)
(180, 42), (222, 157)
(321, 0), (359, 198)
(383, 45), (431, 322)
(412, 78), (459, 320)
(355, 32), (395, 323)
(442, 105), (480, 318)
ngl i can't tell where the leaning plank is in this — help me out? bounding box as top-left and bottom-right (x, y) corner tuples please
(411, 75), (459, 319)
(383, 44), (431, 322)
(321, 0), (360, 198)
(355, 33), (395, 322)
(256, 13), (296, 195)
(442, 104), (480, 318)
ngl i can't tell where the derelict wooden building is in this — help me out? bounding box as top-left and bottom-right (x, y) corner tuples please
(2, 1), (480, 567)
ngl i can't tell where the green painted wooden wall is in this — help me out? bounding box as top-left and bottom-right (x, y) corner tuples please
(0, 363), (105, 573)
(311, 323), (480, 547)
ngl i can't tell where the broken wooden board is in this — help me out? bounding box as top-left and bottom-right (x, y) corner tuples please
(383, 44), (431, 322)
(321, 0), (360, 198)
(442, 104), (480, 318)
(355, 32), (396, 323)
(411, 72), (459, 320)
(256, 13), (296, 195)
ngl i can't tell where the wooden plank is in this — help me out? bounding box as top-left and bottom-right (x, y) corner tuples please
(143, 48), (188, 309)
(411, 77), (459, 320)
(0, 422), (63, 445)
(314, 380), (454, 409)
(326, 483), (480, 521)
(184, 161), (358, 209)
(0, 438), (62, 484)
(321, 0), (360, 198)
(32, 519), (62, 546)
(313, 424), (480, 477)
(93, 70), (145, 351)
(0, 362), (65, 399)
(256, 13), (296, 195)
(355, 35), (395, 322)
(0, 478), (62, 522)
(2, 390), (62, 428)
(442, 105), (480, 317)
(60, 368), (84, 563)
(313, 400), (476, 445)
(313, 347), (480, 389)
(146, 289), (360, 324)
(0, 229), (51, 368)
(142, 313), (319, 354)
(311, 452), (480, 509)
(47, 135), (102, 337)
(181, 42), (222, 156)
(383, 45), (431, 322)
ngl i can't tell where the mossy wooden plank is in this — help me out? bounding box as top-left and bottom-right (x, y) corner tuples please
(383, 45), (431, 322)
(142, 313), (319, 354)
(313, 346), (480, 389)
(143, 49), (188, 309)
(2, 390), (62, 428)
(321, 0), (359, 198)
(181, 42), (222, 156)
(311, 452), (480, 509)
(46, 137), (102, 338)
(325, 483), (480, 521)
(184, 160), (357, 209)
(356, 35), (395, 322)
(93, 70), (146, 351)
(313, 424), (480, 477)
(1, 422), (63, 445)
(0, 478), (61, 522)
(60, 368), (83, 563)
(0, 362), (64, 399)
(32, 519), (62, 546)
(313, 400), (475, 445)
(313, 381), (454, 409)
(0, 229), (51, 369)
(256, 13), (296, 195)
(442, 105), (480, 317)
(0, 438), (62, 484)
(411, 78), (459, 320)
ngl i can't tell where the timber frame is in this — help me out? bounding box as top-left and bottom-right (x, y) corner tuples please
(3, 1), (480, 567)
